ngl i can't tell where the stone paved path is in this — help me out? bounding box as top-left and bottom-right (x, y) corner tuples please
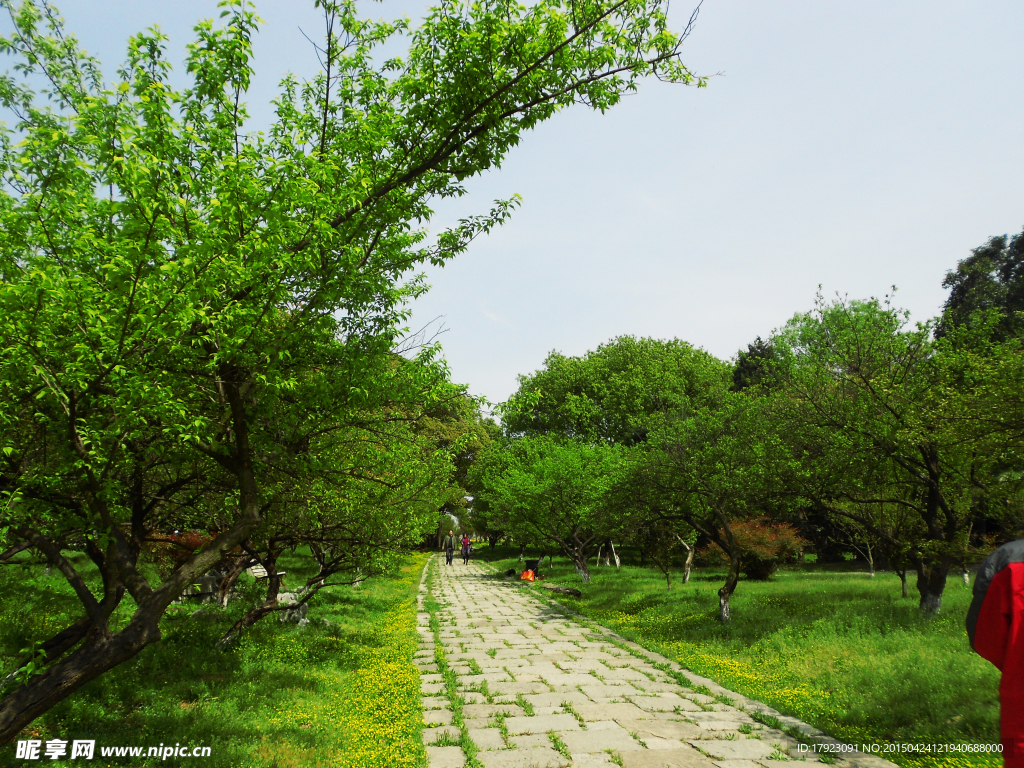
(417, 558), (895, 768)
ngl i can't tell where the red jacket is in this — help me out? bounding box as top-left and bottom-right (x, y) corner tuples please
(967, 539), (1024, 767)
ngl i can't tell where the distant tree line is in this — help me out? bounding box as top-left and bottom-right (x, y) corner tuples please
(467, 228), (1024, 623)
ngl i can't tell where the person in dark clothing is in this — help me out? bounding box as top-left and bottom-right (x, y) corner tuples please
(443, 530), (456, 566)
(461, 534), (471, 565)
(967, 539), (1024, 768)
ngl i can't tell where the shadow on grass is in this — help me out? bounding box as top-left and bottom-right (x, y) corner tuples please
(2, 550), (430, 767)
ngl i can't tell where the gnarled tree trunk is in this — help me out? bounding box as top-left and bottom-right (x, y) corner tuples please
(216, 554), (253, 608)
(572, 547), (591, 583)
(914, 559), (949, 615)
(718, 551), (741, 623)
(675, 536), (694, 584)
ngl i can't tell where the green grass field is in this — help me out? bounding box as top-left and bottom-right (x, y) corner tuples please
(0, 550), (430, 767)
(470, 545), (1002, 768)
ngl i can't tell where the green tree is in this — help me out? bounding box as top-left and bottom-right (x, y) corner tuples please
(731, 336), (779, 392)
(419, 395), (499, 547)
(504, 336), (727, 445)
(772, 297), (1018, 614)
(500, 335), (730, 576)
(938, 227), (1024, 341)
(0, 0), (704, 740)
(633, 390), (791, 622)
(475, 435), (623, 581)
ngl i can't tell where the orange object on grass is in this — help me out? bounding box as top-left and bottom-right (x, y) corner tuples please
(520, 570), (535, 581)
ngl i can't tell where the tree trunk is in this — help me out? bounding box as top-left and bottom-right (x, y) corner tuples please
(518, 544), (525, 562)
(218, 551), (285, 644)
(216, 555), (251, 608)
(0, 617), (92, 692)
(639, 547), (646, 568)
(675, 536), (694, 584)
(610, 540), (620, 568)
(663, 567), (671, 589)
(0, 379), (265, 744)
(961, 569), (970, 587)
(0, 605), (160, 744)
(914, 561), (948, 615)
(573, 552), (591, 583)
(897, 569), (908, 598)
(718, 550), (741, 624)
(602, 540), (611, 567)
(595, 544), (603, 567)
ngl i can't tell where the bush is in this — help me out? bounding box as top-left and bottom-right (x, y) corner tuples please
(702, 520), (807, 580)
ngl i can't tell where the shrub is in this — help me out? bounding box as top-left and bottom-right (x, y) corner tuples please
(702, 520), (807, 580)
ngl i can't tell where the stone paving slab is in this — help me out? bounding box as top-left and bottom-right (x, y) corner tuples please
(623, 719), (704, 741)
(620, 748), (717, 768)
(424, 709), (455, 725)
(690, 740), (776, 761)
(477, 747), (570, 768)
(468, 727), (506, 750)
(463, 703), (524, 719)
(422, 696), (451, 710)
(561, 728), (642, 753)
(504, 713), (581, 734)
(421, 557), (899, 768)
(423, 725), (461, 744)
(426, 746), (466, 768)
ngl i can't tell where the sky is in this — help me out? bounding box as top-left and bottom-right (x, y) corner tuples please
(16, 0), (1024, 406)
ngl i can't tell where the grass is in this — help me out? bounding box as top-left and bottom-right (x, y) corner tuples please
(1, 549), (430, 767)
(471, 544), (1001, 768)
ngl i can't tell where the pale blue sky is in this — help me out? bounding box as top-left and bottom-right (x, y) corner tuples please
(16, 0), (1024, 405)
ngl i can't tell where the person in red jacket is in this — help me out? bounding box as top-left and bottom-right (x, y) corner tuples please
(967, 539), (1024, 767)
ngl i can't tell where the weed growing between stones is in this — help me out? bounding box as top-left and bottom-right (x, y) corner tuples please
(424, 557), (483, 768)
(493, 712), (512, 747)
(478, 680), (494, 703)
(515, 693), (535, 716)
(548, 731), (572, 759)
(747, 711), (814, 746)
(561, 701), (587, 729)
(605, 748), (625, 766)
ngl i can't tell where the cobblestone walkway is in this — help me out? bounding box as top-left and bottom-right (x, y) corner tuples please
(417, 558), (894, 768)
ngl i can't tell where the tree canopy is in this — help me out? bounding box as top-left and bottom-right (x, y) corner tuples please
(503, 336), (728, 445)
(939, 227), (1024, 341)
(0, 0), (706, 741)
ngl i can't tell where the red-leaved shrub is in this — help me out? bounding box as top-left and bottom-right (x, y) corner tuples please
(701, 519), (806, 580)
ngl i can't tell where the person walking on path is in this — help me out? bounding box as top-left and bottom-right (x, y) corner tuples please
(967, 538), (1024, 768)
(443, 530), (456, 566)
(461, 534), (472, 565)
